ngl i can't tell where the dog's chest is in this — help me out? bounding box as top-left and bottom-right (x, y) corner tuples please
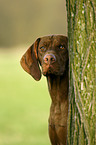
(47, 75), (68, 126)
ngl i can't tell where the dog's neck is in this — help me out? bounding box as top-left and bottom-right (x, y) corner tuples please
(46, 71), (69, 104)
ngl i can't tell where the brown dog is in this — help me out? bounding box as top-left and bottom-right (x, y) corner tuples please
(20, 35), (69, 145)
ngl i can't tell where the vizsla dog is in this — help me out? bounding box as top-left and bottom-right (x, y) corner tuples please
(20, 35), (69, 145)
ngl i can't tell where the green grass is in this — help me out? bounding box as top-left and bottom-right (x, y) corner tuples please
(0, 48), (51, 145)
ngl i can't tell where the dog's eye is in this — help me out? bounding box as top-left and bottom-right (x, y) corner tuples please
(40, 46), (46, 51)
(59, 45), (65, 49)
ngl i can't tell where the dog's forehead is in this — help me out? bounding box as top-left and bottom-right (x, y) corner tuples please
(39, 36), (53, 44)
(39, 35), (67, 46)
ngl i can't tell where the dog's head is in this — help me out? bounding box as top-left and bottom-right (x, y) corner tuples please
(20, 35), (68, 81)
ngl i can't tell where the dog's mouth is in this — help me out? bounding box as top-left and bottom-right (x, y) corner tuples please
(42, 65), (53, 76)
(42, 64), (64, 76)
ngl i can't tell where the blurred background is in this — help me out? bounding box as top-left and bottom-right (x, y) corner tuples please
(0, 0), (67, 144)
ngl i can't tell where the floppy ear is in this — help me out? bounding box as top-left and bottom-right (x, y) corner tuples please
(20, 38), (41, 81)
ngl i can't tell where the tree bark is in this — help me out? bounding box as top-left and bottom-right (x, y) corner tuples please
(66, 0), (96, 144)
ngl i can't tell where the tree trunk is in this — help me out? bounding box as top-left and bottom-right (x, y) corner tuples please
(66, 0), (95, 144)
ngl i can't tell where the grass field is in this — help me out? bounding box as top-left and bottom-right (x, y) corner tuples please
(0, 48), (51, 145)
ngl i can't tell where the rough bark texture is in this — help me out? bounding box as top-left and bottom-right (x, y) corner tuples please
(66, 0), (96, 145)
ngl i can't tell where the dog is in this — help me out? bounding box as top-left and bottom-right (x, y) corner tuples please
(20, 35), (69, 145)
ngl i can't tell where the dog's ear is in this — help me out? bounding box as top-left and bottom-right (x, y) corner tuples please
(20, 38), (41, 81)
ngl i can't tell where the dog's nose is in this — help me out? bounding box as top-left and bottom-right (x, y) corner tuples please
(43, 54), (56, 64)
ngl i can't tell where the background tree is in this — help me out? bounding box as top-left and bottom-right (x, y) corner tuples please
(66, 0), (95, 144)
